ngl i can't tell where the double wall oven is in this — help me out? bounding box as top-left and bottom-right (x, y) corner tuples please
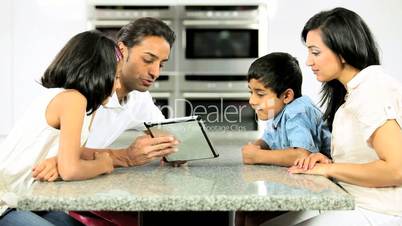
(88, 3), (268, 131)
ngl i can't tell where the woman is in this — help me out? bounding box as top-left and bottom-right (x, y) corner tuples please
(0, 30), (119, 226)
(286, 7), (402, 226)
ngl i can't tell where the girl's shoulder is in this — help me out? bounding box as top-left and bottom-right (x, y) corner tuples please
(53, 89), (87, 106)
(47, 89), (88, 119)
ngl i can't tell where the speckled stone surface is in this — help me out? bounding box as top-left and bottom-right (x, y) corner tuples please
(18, 131), (354, 211)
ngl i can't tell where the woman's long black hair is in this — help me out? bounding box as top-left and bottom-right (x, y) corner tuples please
(301, 7), (380, 130)
(41, 30), (117, 115)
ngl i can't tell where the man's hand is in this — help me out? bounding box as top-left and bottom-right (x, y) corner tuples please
(293, 152), (332, 170)
(94, 152), (114, 174)
(127, 135), (178, 166)
(241, 143), (262, 164)
(32, 157), (59, 182)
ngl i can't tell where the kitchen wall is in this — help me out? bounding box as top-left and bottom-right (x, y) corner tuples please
(0, 0), (13, 139)
(0, 0), (88, 139)
(1, 0), (402, 140)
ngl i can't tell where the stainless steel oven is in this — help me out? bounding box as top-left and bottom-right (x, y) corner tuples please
(181, 92), (257, 132)
(151, 92), (171, 119)
(173, 72), (257, 131)
(149, 75), (176, 119)
(179, 5), (267, 75)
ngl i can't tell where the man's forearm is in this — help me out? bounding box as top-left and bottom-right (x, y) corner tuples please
(106, 148), (134, 167)
(81, 147), (133, 167)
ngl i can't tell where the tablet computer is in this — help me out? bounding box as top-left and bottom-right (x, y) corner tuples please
(144, 116), (219, 162)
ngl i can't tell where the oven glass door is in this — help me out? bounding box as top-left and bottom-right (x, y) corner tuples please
(153, 97), (170, 119)
(186, 28), (258, 59)
(184, 97), (257, 131)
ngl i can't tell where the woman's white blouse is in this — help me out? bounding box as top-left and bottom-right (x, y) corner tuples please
(332, 65), (402, 216)
(0, 88), (91, 215)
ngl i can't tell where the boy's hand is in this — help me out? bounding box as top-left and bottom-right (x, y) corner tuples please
(242, 143), (261, 164)
(32, 157), (59, 182)
(293, 152), (332, 170)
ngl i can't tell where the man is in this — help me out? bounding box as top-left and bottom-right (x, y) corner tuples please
(84, 17), (178, 167)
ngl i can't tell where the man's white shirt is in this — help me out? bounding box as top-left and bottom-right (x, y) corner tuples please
(85, 91), (164, 148)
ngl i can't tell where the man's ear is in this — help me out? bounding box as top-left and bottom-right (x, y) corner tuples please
(282, 88), (295, 104)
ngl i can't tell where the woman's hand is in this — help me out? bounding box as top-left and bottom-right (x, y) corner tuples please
(293, 152), (332, 170)
(289, 153), (333, 177)
(32, 157), (59, 182)
(288, 163), (331, 177)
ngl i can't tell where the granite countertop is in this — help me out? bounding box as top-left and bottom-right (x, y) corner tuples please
(18, 131), (354, 211)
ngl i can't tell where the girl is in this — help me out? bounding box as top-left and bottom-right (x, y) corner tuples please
(285, 7), (402, 226)
(0, 30), (120, 226)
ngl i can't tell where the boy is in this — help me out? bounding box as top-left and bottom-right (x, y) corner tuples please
(242, 52), (331, 167)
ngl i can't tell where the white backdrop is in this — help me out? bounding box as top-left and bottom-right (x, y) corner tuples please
(1, 0), (402, 139)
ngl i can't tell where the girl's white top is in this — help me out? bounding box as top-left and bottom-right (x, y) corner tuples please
(0, 88), (91, 215)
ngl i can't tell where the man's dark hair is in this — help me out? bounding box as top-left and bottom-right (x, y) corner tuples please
(117, 17), (176, 48)
(41, 30), (117, 115)
(248, 52), (303, 98)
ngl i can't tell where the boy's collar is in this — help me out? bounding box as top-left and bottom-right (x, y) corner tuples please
(271, 96), (304, 129)
(272, 107), (286, 129)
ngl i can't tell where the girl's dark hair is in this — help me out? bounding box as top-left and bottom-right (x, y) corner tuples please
(301, 7), (380, 130)
(41, 30), (117, 115)
(248, 52), (302, 98)
(117, 17), (176, 48)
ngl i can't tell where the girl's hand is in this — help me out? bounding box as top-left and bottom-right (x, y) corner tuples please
(32, 157), (59, 182)
(293, 152), (332, 170)
(95, 152), (114, 174)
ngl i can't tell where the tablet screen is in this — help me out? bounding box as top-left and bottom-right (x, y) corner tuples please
(144, 116), (219, 162)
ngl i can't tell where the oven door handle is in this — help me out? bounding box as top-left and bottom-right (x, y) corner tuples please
(182, 92), (249, 99)
(150, 92), (171, 98)
(92, 20), (172, 27)
(182, 20), (258, 28)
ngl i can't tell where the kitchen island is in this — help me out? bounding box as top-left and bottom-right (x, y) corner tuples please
(17, 131), (353, 224)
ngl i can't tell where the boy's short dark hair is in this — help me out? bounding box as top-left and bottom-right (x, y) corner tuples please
(247, 52), (302, 98)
